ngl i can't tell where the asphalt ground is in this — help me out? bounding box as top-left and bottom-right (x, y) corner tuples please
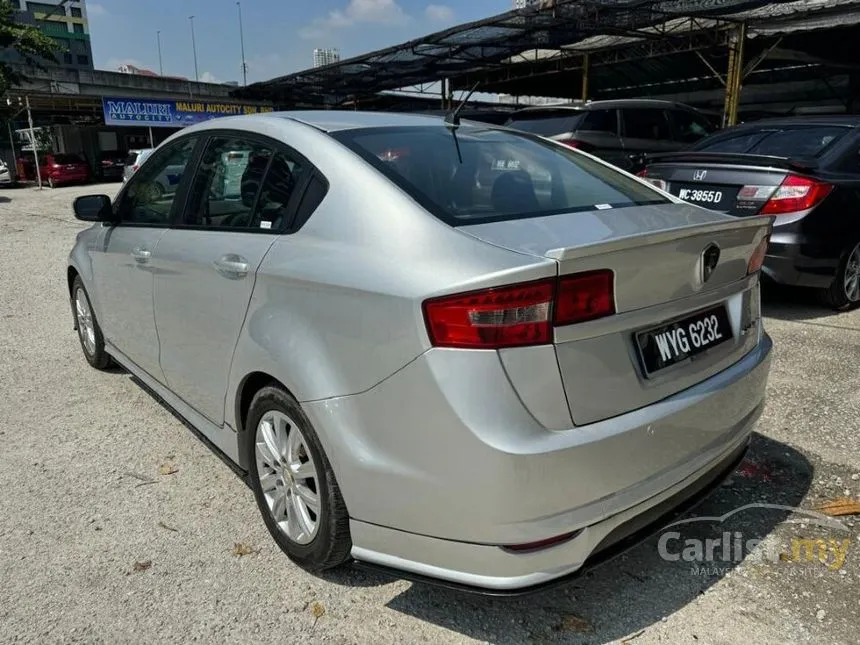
(1, 184), (859, 644)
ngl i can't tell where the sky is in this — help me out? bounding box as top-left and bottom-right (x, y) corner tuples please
(86, 0), (512, 85)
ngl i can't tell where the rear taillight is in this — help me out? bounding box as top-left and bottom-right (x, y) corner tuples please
(554, 270), (615, 326)
(758, 174), (832, 215)
(747, 236), (769, 275)
(423, 271), (615, 349)
(423, 280), (553, 349)
(557, 138), (587, 150)
(635, 168), (667, 191)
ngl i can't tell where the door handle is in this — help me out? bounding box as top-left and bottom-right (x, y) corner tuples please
(131, 247), (151, 263)
(213, 254), (250, 279)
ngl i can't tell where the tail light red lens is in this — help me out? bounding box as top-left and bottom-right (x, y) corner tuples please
(759, 174), (832, 215)
(747, 236), (769, 275)
(557, 139), (585, 150)
(554, 270), (615, 325)
(423, 271), (615, 349)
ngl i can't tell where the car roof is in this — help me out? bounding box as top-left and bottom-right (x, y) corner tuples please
(730, 115), (860, 129)
(275, 110), (450, 132)
(508, 99), (695, 114)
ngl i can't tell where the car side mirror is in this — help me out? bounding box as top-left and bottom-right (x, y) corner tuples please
(73, 194), (113, 222)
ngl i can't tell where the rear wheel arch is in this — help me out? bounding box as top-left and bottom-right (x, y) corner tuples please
(67, 266), (80, 296)
(235, 371), (297, 435)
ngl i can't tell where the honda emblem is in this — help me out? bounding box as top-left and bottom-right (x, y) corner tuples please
(693, 169), (708, 181)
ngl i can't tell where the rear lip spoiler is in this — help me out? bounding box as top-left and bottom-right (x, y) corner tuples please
(644, 151), (818, 173)
(546, 216), (772, 262)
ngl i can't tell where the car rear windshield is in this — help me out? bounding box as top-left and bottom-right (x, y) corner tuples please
(696, 125), (848, 157)
(504, 110), (585, 136)
(52, 154), (84, 164)
(334, 126), (666, 225)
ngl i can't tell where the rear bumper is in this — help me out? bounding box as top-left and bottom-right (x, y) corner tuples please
(763, 230), (842, 289)
(304, 334), (772, 590)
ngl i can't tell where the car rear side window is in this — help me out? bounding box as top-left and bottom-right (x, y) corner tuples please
(52, 154), (84, 164)
(622, 109), (671, 140)
(579, 109), (618, 134)
(334, 126), (666, 225)
(505, 110), (584, 136)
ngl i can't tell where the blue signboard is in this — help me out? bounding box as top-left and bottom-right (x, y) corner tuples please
(102, 96), (274, 128)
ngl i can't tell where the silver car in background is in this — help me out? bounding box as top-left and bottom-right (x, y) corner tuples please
(67, 112), (773, 592)
(122, 148), (154, 183)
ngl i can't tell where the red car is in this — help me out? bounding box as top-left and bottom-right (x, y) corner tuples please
(40, 153), (90, 188)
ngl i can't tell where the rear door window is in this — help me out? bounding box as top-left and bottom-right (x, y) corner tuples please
(53, 153), (85, 164)
(505, 110), (584, 136)
(621, 109), (671, 140)
(334, 126), (666, 225)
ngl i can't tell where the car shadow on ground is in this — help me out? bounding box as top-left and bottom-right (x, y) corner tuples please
(0, 195), (10, 203)
(345, 433), (812, 644)
(760, 281), (850, 322)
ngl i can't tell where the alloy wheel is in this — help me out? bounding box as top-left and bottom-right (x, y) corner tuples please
(255, 410), (321, 545)
(74, 288), (96, 356)
(844, 243), (860, 303)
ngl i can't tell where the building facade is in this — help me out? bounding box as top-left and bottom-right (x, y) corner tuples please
(513, 0), (539, 8)
(3, 0), (95, 71)
(313, 48), (340, 69)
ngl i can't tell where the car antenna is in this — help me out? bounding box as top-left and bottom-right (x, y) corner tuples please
(445, 81), (480, 129)
(445, 82), (480, 164)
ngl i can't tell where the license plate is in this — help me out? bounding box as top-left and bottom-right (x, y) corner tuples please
(673, 184), (736, 210)
(636, 306), (732, 375)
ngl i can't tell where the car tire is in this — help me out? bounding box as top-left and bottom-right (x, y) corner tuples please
(71, 276), (112, 369)
(244, 385), (352, 572)
(820, 241), (860, 311)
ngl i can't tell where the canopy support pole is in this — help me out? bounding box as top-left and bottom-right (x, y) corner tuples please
(722, 22), (746, 128)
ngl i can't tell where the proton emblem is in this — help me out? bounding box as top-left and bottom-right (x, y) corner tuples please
(701, 244), (721, 283)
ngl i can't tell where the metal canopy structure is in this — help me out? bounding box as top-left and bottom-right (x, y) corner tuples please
(235, 0), (777, 103)
(235, 0), (860, 120)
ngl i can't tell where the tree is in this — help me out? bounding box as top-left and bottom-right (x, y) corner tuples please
(0, 0), (59, 96)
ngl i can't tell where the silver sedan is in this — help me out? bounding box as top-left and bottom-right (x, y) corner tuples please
(67, 111), (773, 592)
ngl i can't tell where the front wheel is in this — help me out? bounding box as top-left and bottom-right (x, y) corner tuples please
(820, 241), (860, 310)
(244, 386), (351, 571)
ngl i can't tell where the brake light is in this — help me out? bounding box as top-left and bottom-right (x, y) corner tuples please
(747, 236), (769, 274)
(759, 175), (832, 215)
(423, 271), (615, 349)
(554, 270), (615, 325)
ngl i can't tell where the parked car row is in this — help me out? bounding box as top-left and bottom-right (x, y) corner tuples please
(6, 149), (153, 187)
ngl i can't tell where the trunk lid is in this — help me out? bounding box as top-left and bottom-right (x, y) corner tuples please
(644, 152), (810, 216)
(460, 202), (770, 425)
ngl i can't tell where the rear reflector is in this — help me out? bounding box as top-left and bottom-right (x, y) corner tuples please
(747, 236), (769, 274)
(423, 271), (615, 349)
(759, 174), (832, 215)
(555, 270), (615, 326)
(501, 529), (582, 553)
